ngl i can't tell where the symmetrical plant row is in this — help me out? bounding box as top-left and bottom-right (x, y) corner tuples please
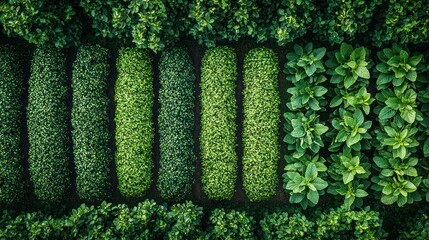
(114, 48), (154, 198)
(243, 48), (281, 201)
(0, 45), (25, 205)
(158, 48), (196, 201)
(0, 200), (386, 239)
(71, 45), (112, 202)
(27, 46), (71, 204)
(1, 0), (428, 49)
(283, 42), (429, 209)
(200, 47), (238, 200)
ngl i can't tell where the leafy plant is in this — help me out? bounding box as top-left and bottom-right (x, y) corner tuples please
(286, 80), (328, 111)
(115, 48), (154, 197)
(375, 121), (419, 159)
(398, 212), (429, 240)
(326, 43), (371, 89)
(330, 87), (374, 115)
(27, 46), (70, 205)
(200, 47), (238, 200)
(72, 45), (112, 202)
(242, 48), (280, 201)
(283, 112), (328, 157)
(283, 155), (328, 209)
(205, 209), (256, 240)
(0, 45), (25, 205)
(260, 211), (314, 239)
(158, 48), (196, 202)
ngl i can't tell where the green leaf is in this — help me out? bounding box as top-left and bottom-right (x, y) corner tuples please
(356, 66), (370, 79)
(312, 178), (328, 190)
(343, 172), (354, 184)
(307, 190), (319, 205)
(290, 193), (304, 203)
(379, 106), (396, 120)
(381, 194), (397, 205)
(355, 189), (368, 198)
(291, 127), (306, 138)
(340, 43), (353, 57)
(314, 124), (328, 135)
(305, 163), (318, 179)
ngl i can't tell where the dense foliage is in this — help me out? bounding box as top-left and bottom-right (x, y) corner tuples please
(200, 47), (237, 200)
(0, 45), (25, 205)
(158, 48), (196, 201)
(115, 47), (154, 197)
(72, 45), (112, 202)
(0, 200), (387, 239)
(0, 0), (81, 47)
(399, 212), (429, 239)
(243, 48), (280, 201)
(27, 46), (70, 205)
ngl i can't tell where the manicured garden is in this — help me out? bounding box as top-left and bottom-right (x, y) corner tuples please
(1, 0), (429, 239)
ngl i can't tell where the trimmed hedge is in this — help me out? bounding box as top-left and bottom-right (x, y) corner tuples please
(242, 48), (280, 201)
(27, 46), (70, 204)
(71, 45), (111, 202)
(157, 48), (196, 201)
(200, 47), (238, 200)
(115, 47), (154, 197)
(0, 45), (25, 205)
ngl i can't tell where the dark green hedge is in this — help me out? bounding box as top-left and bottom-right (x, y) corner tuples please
(200, 47), (238, 200)
(27, 46), (70, 204)
(157, 48), (196, 201)
(242, 48), (280, 201)
(115, 47), (154, 197)
(71, 45), (111, 202)
(0, 45), (25, 205)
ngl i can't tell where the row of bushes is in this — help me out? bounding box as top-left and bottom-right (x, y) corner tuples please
(114, 48), (154, 198)
(27, 46), (71, 205)
(71, 45), (112, 202)
(0, 199), (390, 239)
(0, 45), (25, 205)
(1, 0), (428, 50)
(200, 47), (238, 200)
(158, 48), (196, 201)
(243, 48), (281, 201)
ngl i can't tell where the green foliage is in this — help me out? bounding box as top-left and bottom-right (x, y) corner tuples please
(205, 209), (256, 240)
(158, 48), (196, 201)
(0, 45), (25, 205)
(285, 43), (327, 83)
(399, 213), (429, 240)
(260, 211), (314, 239)
(115, 48), (154, 197)
(283, 155), (328, 209)
(71, 45), (112, 202)
(80, 0), (179, 52)
(0, 0), (81, 47)
(27, 46), (70, 204)
(313, 0), (382, 44)
(242, 48), (280, 201)
(200, 47), (237, 200)
(316, 207), (386, 239)
(372, 0), (429, 46)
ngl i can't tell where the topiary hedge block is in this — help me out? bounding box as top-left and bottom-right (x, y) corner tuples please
(72, 45), (112, 202)
(157, 48), (196, 201)
(200, 46), (238, 200)
(0, 45), (26, 205)
(27, 46), (70, 204)
(115, 47), (154, 197)
(242, 47), (280, 201)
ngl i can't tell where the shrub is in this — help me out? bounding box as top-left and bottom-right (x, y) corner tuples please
(0, 0), (81, 47)
(157, 48), (196, 201)
(399, 213), (429, 239)
(313, 0), (382, 44)
(200, 47), (238, 200)
(0, 45), (25, 205)
(115, 47), (154, 197)
(242, 48), (280, 201)
(71, 45), (112, 202)
(27, 46), (70, 204)
(206, 209), (256, 240)
(260, 211), (314, 239)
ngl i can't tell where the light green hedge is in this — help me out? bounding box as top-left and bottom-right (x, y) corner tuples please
(71, 45), (112, 202)
(158, 48), (196, 201)
(242, 48), (280, 201)
(115, 47), (154, 197)
(200, 46), (238, 200)
(0, 45), (25, 205)
(27, 46), (70, 204)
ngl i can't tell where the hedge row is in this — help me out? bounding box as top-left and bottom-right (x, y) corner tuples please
(115, 48), (154, 197)
(0, 200), (386, 239)
(200, 47), (238, 200)
(242, 48), (280, 201)
(27, 46), (70, 204)
(158, 48), (196, 201)
(0, 45), (25, 205)
(71, 45), (112, 202)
